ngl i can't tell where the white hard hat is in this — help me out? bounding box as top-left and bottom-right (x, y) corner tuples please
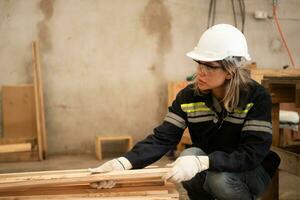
(187, 24), (251, 62)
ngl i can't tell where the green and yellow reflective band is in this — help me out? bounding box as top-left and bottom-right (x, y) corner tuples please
(181, 102), (211, 113)
(233, 103), (254, 114)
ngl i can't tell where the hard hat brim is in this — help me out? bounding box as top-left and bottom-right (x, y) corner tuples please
(186, 51), (223, 62)
(186, 50), (251, 62)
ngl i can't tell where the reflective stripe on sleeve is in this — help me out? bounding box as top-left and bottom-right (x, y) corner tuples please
(224, 116), (245, 124)
(187, 110), (215, 117)
(242, 120), (272, 134)
(188, 116), (214, 123)
(164, 112), (186, 129)
(244, 120), (272, 128)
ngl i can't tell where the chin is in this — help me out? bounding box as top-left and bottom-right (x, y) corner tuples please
(197, 84), (209, 91)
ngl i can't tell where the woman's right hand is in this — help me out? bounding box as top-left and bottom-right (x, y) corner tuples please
(88, 157), (132, 189)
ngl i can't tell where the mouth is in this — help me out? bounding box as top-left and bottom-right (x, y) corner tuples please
(197, 78), (206, 85)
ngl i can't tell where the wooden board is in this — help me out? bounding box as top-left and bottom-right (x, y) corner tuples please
(0, 143), (31, 154)
(0, 168), (178, 199)
(0, 183), (171, 196)
(0, 137), (36, 145)
(32, 41), (47, 160)
(0, 190), (178, 200)
(2, 85), (36, 139)
(0, 151), (39, 163)
(0, 168), (170, 191)
(0, 137), (38, 162)
(167, 82), (191, 153)
(250, 69), (300, 84)
(167, 82), (188, 106)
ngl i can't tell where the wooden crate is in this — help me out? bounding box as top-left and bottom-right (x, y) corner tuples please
(95, 136), (133, 160)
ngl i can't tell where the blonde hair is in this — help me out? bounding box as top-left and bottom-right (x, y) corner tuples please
(194, 57), (252, 112)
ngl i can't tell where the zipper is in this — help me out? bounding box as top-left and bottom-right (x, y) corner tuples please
(217, 109), (227, 130)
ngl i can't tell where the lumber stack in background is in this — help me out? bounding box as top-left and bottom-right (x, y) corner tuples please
(0, 41), (47, 162)
(0, 168), (179, 199)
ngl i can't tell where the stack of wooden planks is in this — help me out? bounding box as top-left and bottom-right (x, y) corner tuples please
(0, 168), (179, 199)
(0, 41), (47, 162)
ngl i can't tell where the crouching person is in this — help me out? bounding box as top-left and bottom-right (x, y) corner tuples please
(89, 24), (280, 200)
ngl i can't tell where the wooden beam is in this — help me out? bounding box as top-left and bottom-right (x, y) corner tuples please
(0, 151), (39, 163)
(0, 168), (170, 191)
(167, 82), (188, 106)
(32, 41), (47, 160)
(0, 183), (170, 196)
(250, 69), (300, 84)
(0, 169), (88, 178)
(0, 192), (179, 200)
(0, 137), (36, 145)
(0, 143), (31, 154)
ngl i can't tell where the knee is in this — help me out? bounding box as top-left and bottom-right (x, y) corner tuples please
(180, 147), (207, 156)
(205, 172), (242, 200)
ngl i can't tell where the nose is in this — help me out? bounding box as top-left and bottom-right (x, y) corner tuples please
(197, 66), (207, 77)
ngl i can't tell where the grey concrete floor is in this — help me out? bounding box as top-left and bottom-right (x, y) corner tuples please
(0, 154), (299, 200)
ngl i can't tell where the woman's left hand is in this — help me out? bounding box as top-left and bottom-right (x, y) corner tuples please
(163, 155), (209, 183)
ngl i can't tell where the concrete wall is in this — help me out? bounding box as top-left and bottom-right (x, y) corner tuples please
(0, 0), (299, 154)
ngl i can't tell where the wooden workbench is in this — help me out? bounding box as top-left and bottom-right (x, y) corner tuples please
(261, 76), (300, 200)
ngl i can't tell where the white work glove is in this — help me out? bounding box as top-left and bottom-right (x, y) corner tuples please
(88, 157), (132, 189)
(164, 155), (209, 183)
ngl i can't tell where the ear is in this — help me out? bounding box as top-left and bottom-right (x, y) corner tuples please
(225, 73), (231, 80)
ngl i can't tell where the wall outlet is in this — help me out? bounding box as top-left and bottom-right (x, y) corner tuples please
(254, 10), (268, 19)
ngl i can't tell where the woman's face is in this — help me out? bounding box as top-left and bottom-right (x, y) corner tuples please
(195, 61), (231, 96)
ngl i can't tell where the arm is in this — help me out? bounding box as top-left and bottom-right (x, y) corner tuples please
(208, 91), (272, 172)
(123, 90), (187, 169)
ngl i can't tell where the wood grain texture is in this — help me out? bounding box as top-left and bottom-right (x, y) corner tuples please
(0, 168), (169, 191)
(0, 143), (31, 154)
(0, 168), (178, 199)
(32, 41), (47, 160)
(2, 85), (36, 139)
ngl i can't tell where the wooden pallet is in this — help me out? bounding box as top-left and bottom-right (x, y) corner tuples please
(0, 168), (178, 199)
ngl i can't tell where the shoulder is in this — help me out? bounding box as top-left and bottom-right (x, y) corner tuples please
(176, 83), (197, 100)
(248, 79), (271, 99)
(238, 79), (271, 108)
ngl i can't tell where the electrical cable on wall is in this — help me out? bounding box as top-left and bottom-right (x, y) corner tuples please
(230, 0), (246, 33)
(207, 0), (246, 34)
(273, 0), (296, 67)
(231, 0), (238, 27)
(207, 0), (213, 28)
(239, 0), (246, 33)
(207, 0), (216, 28)
(212, 0), (216, 26)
